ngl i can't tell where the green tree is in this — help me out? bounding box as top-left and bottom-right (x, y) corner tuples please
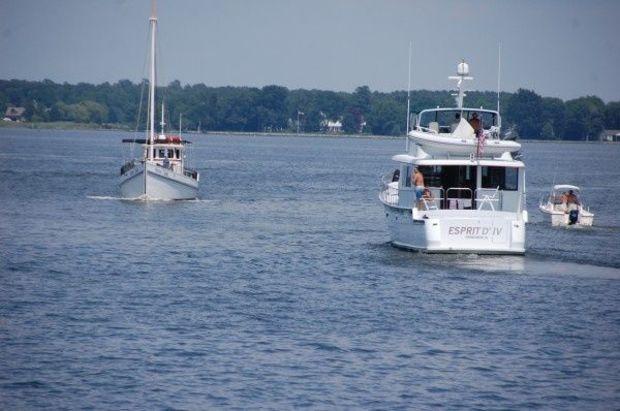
(604, 101), (620, 129)
(504, 89), (543, 139)
(564, 96), (605, 140)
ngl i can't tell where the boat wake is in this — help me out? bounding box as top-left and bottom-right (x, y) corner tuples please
(87, 195), (212, 203)
(87, 195), (134, 201)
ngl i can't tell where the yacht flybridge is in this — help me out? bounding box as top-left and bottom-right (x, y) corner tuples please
(119, 1), (199, 200)
(379, 60), (527, 254)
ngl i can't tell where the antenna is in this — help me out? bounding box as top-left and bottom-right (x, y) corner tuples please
(405, 41), (412, 151)
(160, 100), (166, 134)
(449, 59), (473, 109)
(497, 42), (501, 114)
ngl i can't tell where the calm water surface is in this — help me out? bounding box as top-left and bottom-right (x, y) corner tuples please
(1, 129), (619, 409)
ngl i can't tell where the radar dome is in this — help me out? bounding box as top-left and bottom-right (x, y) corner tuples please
(457, 61), (469, 76)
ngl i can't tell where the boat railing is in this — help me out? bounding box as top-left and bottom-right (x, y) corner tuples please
(414, 125), (439, 134)
(421, 187), (444, 210)
(379, 172), (399, 205)
(475, 187), (502, 211)
(184, 168), (199, 180)
(445, 187), (473, 210)
(120, 160), (136, 176)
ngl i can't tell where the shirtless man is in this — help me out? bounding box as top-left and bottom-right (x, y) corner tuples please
(565, 190), (580, 207)
(411, 167), (425, 208)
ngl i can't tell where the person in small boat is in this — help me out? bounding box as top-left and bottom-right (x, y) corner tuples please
(565, 190), (580, 225)
(411, 167), (425, 207)
(469, 112), (482, 137)
(392, 169), (400, 182)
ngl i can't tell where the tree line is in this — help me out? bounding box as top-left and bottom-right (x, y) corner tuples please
(1, 78), (619, 140)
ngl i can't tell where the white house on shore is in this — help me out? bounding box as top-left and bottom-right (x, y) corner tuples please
(3, 106), (25, 122)
(600, 129), (620, 142)
(320, 119), (342, 134)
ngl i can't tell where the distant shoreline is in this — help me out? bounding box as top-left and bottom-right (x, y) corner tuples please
(0, 121), (396, 139)
(0, 121), (613, 143)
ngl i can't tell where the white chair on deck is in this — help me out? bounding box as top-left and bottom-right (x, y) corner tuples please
(477, 187), (500, 211)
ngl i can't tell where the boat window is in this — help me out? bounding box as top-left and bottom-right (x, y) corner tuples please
(417, 165), (442, 188)
(481, 166), (518, 191)
(465, 111), (497, 129)
(153, 148), (157, 158)
(159, 149), (165, 158)
(175, 149), (180, 159)
(418, 165), (477, 196)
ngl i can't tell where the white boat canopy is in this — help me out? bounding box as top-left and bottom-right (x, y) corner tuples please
(553, 184), (580, 191)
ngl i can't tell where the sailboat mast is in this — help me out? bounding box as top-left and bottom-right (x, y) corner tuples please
(148, 0), (157, 145)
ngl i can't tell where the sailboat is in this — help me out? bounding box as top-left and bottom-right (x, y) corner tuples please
(119, 1), (199, 200)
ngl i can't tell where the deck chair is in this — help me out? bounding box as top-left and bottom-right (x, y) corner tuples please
(477, 187), (500, 211)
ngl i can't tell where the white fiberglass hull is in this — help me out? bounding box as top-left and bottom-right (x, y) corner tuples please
(382, 202), (525, 254)
(119, 162), (198, 200)
(408, 130), (521, 156)
(539, 204), (594, 227)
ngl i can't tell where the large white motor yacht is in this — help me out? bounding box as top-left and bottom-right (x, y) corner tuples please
(119, 1), (199, 200)
(379, 60), (527, 254)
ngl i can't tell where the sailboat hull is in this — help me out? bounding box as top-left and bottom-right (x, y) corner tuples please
(119, 162), (198, 200)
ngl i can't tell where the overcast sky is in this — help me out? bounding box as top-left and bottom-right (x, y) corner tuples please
(1, 0), (619, 101)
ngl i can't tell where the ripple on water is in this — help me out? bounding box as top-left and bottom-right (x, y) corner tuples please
(0, 131), (619, 408)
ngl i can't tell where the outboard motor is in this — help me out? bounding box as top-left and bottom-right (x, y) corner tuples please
(568, 210), (579, 225)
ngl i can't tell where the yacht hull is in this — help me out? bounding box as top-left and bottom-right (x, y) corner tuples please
(119, 162), (198, 200)
(382, 203), (525, 254)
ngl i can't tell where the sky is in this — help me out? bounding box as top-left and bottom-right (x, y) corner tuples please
(1, 0), (619, 101)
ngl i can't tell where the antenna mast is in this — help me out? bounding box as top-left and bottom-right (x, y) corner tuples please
(405, 41), (412, 151)
(449, 59), (473, 110)
(497, 43), (501, 114)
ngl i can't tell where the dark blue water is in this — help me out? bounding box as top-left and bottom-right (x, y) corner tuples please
(1, 128), (619, 409)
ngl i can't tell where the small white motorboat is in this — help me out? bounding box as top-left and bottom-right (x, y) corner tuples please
(539, 184), (594, 227)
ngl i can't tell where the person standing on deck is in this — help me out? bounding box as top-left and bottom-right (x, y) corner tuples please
(412, 167), (425, 208)
(469, 112), (483, 137)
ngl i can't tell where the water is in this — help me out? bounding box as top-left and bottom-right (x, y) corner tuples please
(1, 128), (619, 409)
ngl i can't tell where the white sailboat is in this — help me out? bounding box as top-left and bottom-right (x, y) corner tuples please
(379, 59), (527, 254)
(119, 1), (199, 200)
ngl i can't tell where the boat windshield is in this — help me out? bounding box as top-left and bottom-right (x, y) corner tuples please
(417, 109), (498, 133)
